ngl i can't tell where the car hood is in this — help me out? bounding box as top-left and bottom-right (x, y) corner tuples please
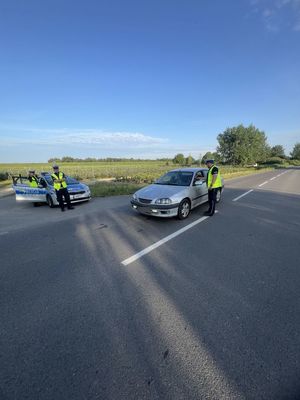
(67, 183), (89, 192)
(135, 184), (187, 200)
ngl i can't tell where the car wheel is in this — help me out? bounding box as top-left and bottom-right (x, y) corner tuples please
(177, 199), (191, 220)
(216, 188), (222, 203)
(46, 194), (54, 208)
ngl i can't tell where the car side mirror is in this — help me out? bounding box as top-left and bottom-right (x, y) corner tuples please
(194, 180), (203, 186)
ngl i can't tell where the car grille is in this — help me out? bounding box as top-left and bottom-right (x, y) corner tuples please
(138, 198), (152, 204)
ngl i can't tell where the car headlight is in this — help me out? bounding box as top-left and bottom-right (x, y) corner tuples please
(155, 198), (172, 205)
(132, 193), (138, 200)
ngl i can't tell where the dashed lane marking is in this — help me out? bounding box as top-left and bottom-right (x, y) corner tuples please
(258, 180), (269, 187)
(232, 190), (254, 202)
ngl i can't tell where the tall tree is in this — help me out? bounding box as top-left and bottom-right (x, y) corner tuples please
(173, 153), (185, 165)
(290, 143), (300, 160)
(217, 124), (268, 165)
(270, 145), (285, 158)
(185, 155), (195, 166)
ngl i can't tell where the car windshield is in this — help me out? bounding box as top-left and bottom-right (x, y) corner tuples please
(66, 177), (79, 185)
(44, 175), (79, 186)
(155, 171), (193, 186)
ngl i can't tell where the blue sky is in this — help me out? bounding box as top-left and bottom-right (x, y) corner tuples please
(0, 0), (299, 162)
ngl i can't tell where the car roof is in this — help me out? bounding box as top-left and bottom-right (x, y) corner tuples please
(168, 167), (208, 173)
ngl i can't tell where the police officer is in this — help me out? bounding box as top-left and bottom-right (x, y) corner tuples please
(51, 165), (74, 212)
(28, 169), (39, 187)
(204, 159), (222, 216)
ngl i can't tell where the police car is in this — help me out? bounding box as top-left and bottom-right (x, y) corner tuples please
(12, 172), (91, 207)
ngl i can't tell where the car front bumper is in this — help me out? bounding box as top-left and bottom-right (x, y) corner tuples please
(130, 200), (179, 218)
(69, 192), (91, 203)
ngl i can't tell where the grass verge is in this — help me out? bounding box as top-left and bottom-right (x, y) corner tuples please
(0, 180), (11, 189)
(90, 181), (145, 197)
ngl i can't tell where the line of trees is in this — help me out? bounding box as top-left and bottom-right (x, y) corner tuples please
(173, 124), (300, 166)
(48, 125), (300, 166)
(47, 157), (164, 163)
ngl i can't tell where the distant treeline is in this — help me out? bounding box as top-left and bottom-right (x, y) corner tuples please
(48, 157), (172, 163)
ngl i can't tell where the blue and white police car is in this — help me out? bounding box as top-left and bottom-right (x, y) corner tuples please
(12, 172), (91, 207)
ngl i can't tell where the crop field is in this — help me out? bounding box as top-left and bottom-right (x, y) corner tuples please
(0, 161), (272, 183)
(0, 160), (274, 196)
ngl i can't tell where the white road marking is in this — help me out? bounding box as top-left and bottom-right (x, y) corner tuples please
(258, 180), (269, 187)
(121, 213), (216, 266)
(270, 176), (276, 181)
(232, 190), (253, 202)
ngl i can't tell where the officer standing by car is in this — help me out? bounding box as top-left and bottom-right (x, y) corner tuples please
(204, 159), (222, 216)
(28, 169), (39, 187)
(51, 165), (74, 212)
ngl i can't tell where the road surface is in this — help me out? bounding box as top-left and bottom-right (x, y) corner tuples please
(1, 168), (300, 400)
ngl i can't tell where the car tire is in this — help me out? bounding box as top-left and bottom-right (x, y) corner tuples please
(177, 198), (191, 220)
(216, 188), (222, 203)
(46, 194), (54, 208)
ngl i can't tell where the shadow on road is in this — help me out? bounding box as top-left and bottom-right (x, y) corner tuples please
(1, 188), (300, 399)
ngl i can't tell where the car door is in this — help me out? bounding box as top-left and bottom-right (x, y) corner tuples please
(189, 170), (208, 208)
(13, 176), (47, 203)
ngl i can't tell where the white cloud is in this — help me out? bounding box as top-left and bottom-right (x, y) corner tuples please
(250, 0), (300, 32)
(0, 128), (168, 147)
(0, 126), (215, 161)
(262, 8), (274, 17)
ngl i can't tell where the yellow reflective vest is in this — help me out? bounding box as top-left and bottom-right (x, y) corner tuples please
(207, 165), (222, 188)
(29, 176), (39, 188)
(51, 172), (67, 190)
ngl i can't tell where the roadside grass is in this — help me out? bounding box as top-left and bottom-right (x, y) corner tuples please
(0, 180), (11, 189)
(221, 167), (273, 180)
(90, 181), (145, 197)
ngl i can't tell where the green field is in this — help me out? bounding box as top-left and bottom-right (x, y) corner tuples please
(0, 161), (273, 196)
(0, 160), (272, 180)
(0, 160), (170, 182)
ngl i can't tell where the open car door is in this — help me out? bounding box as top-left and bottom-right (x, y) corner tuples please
(12, 175), (47, 203)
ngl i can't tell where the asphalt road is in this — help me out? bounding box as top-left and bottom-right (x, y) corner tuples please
(1, 168), (300, 400)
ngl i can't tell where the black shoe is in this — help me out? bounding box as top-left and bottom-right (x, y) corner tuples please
(204, 210), (212, 215)
(61, 208), (65, 212)
(68, 206), (74, 210)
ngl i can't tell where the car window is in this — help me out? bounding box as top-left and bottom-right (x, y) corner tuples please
(193, 171), (206, 184)
(39, 178), (48, 188)
(43, 175), (78, 185)
(155, 171), (193, 186)
(44, 175), (53, 185)
(66, 177), (79, 185)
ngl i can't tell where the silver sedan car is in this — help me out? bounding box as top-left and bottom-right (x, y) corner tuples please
(130, 168), (224, 219)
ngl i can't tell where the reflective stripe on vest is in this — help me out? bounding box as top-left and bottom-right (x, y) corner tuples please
(51, 172), (67, 190)
(207, 165), (222, 188)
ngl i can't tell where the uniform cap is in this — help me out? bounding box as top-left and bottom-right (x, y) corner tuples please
(52, 164), (59, 169)
(29, 169), (35, 173)
(205, 159), (214, 164)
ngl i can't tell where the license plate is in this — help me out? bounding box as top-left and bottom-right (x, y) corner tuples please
(70, 194), (82, 199)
